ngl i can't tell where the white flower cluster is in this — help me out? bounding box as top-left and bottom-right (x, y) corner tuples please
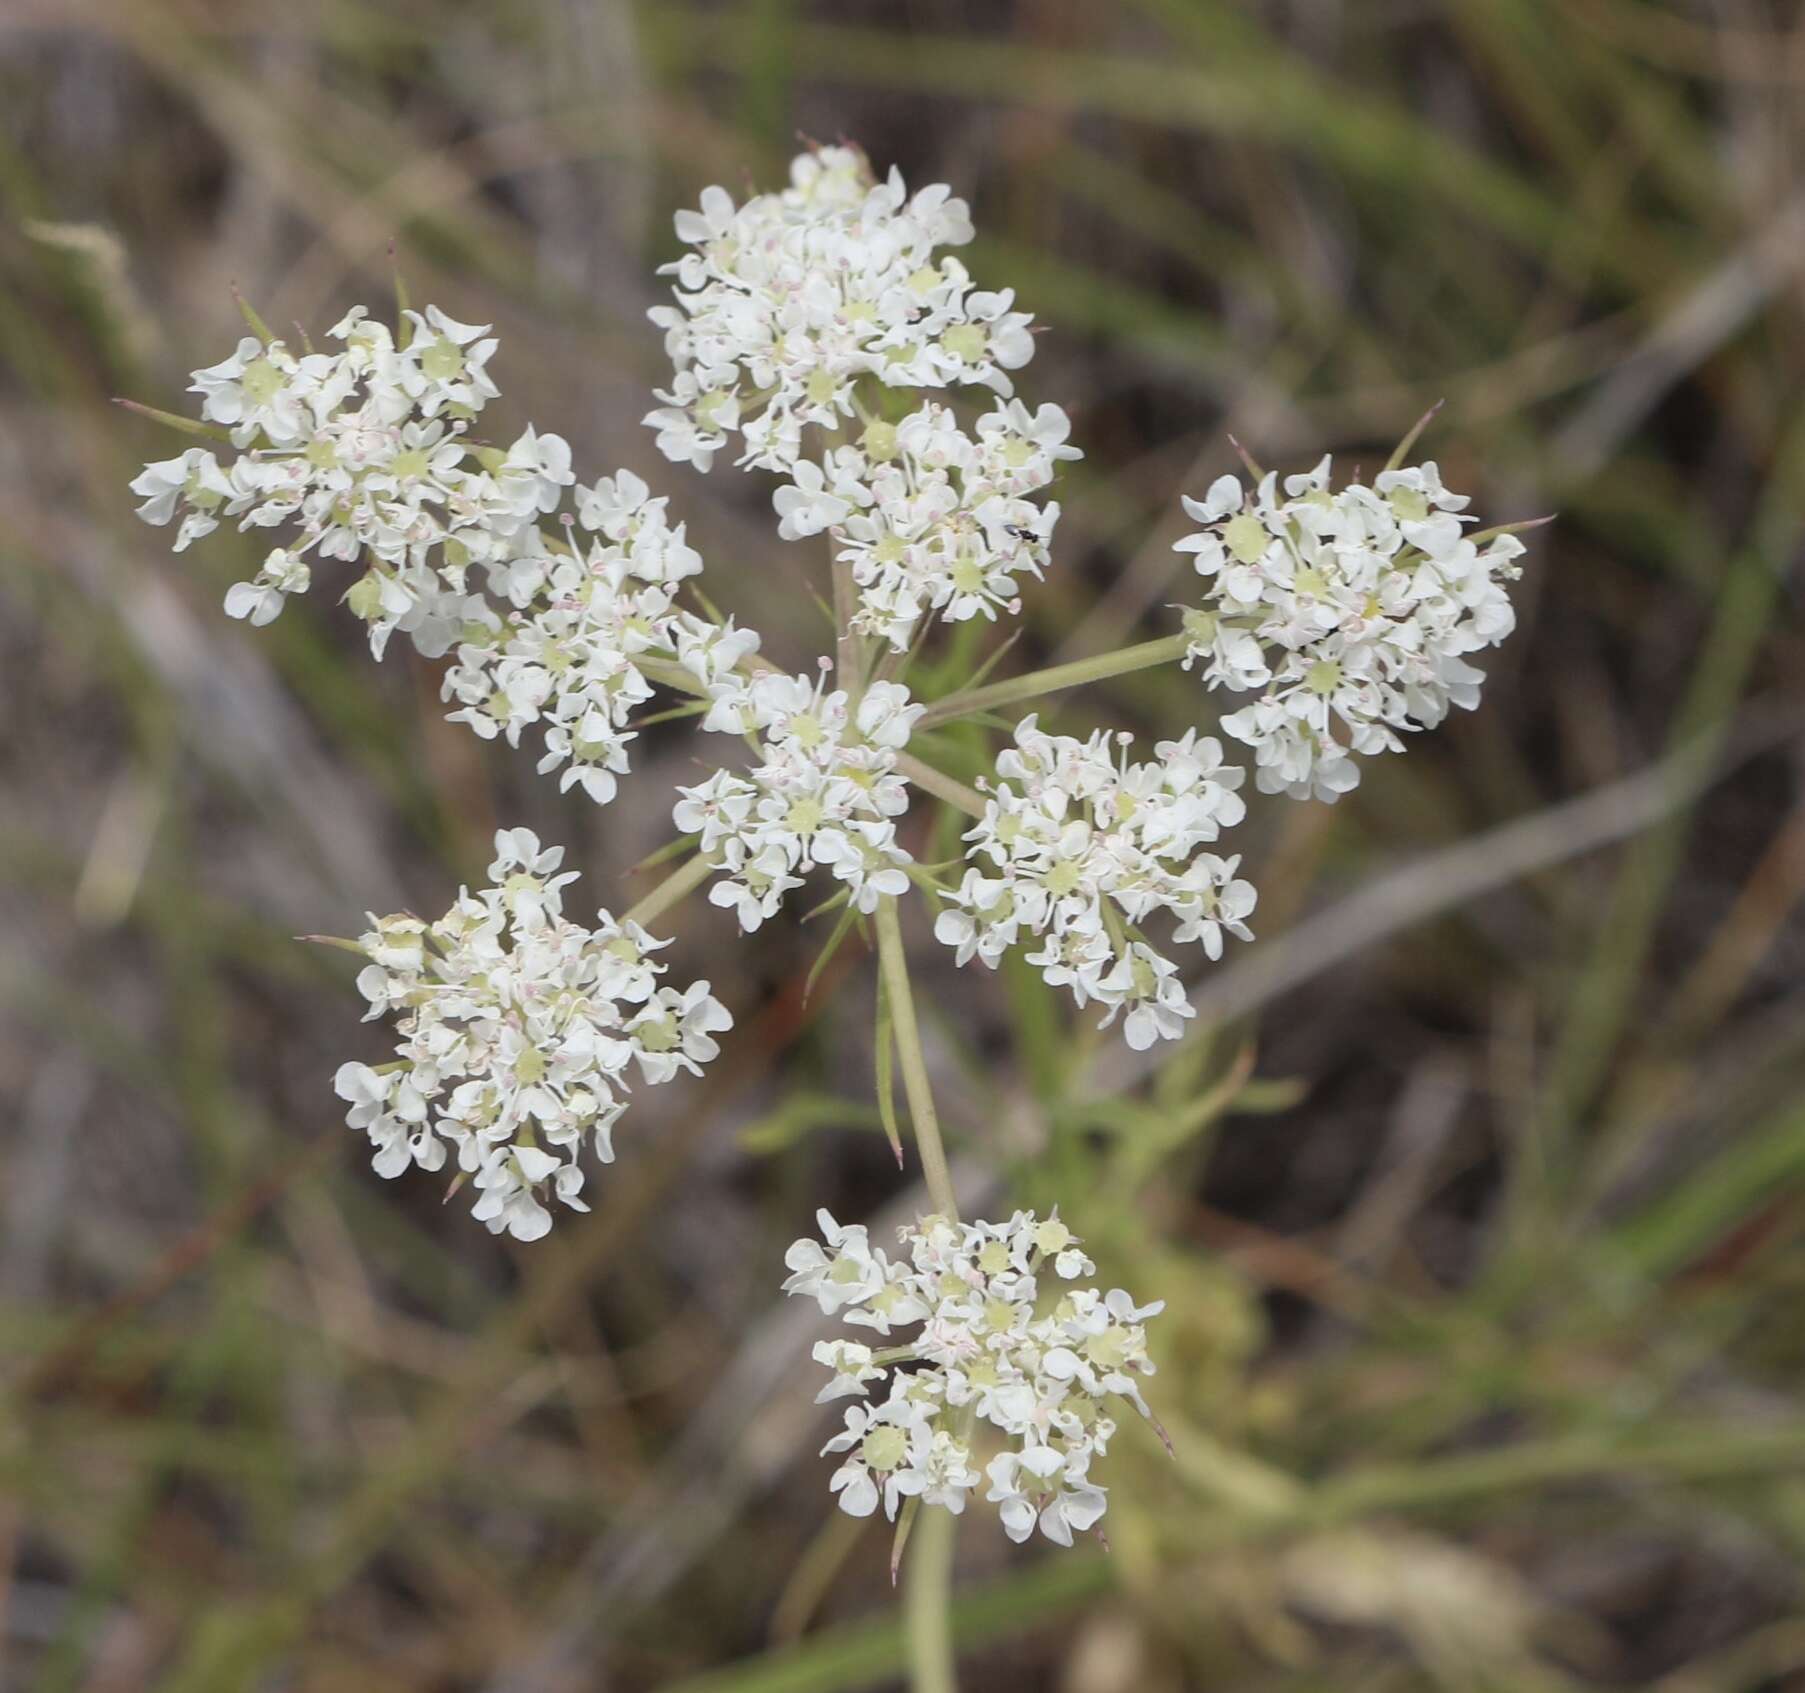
(439, 470), (744, 805)
(773, 400), (1081, 649)
(936, 717), (1255, 1049)
(333, 829), (730, 1241)
(128, 309), (757, 809)
(784, 1208), (1163, 1546)
(128, 306), (567, 656)
(648, 144), (1076, 651)
(1176, 457), (1526, 801)
(647, 145), (1030, 475)
(673, 672), (923, 930)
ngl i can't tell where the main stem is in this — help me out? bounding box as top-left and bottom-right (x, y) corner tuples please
(873, 896), (959, 1222)
(873, 894), (961, 1693)
(918, 632), (1190, 728)
(903, 1499), (958, 1693)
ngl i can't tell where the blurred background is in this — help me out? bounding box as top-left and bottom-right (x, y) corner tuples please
(5, 1), (1805, 1688)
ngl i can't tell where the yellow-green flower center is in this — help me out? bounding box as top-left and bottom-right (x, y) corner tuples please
(1224, 512), (1268, 565)
(421, 336), (465, 384)
(241, 357), (284, 406)
(951, 555), (985, 593)
(942, 323), (986, 364)
(346, 573), (386, 621)
(1388, 486), (1429, 522)
(862, 1426), (908, 1471)
(785, 796), (825, 837)
(1087, 1328), (1131, 1371)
